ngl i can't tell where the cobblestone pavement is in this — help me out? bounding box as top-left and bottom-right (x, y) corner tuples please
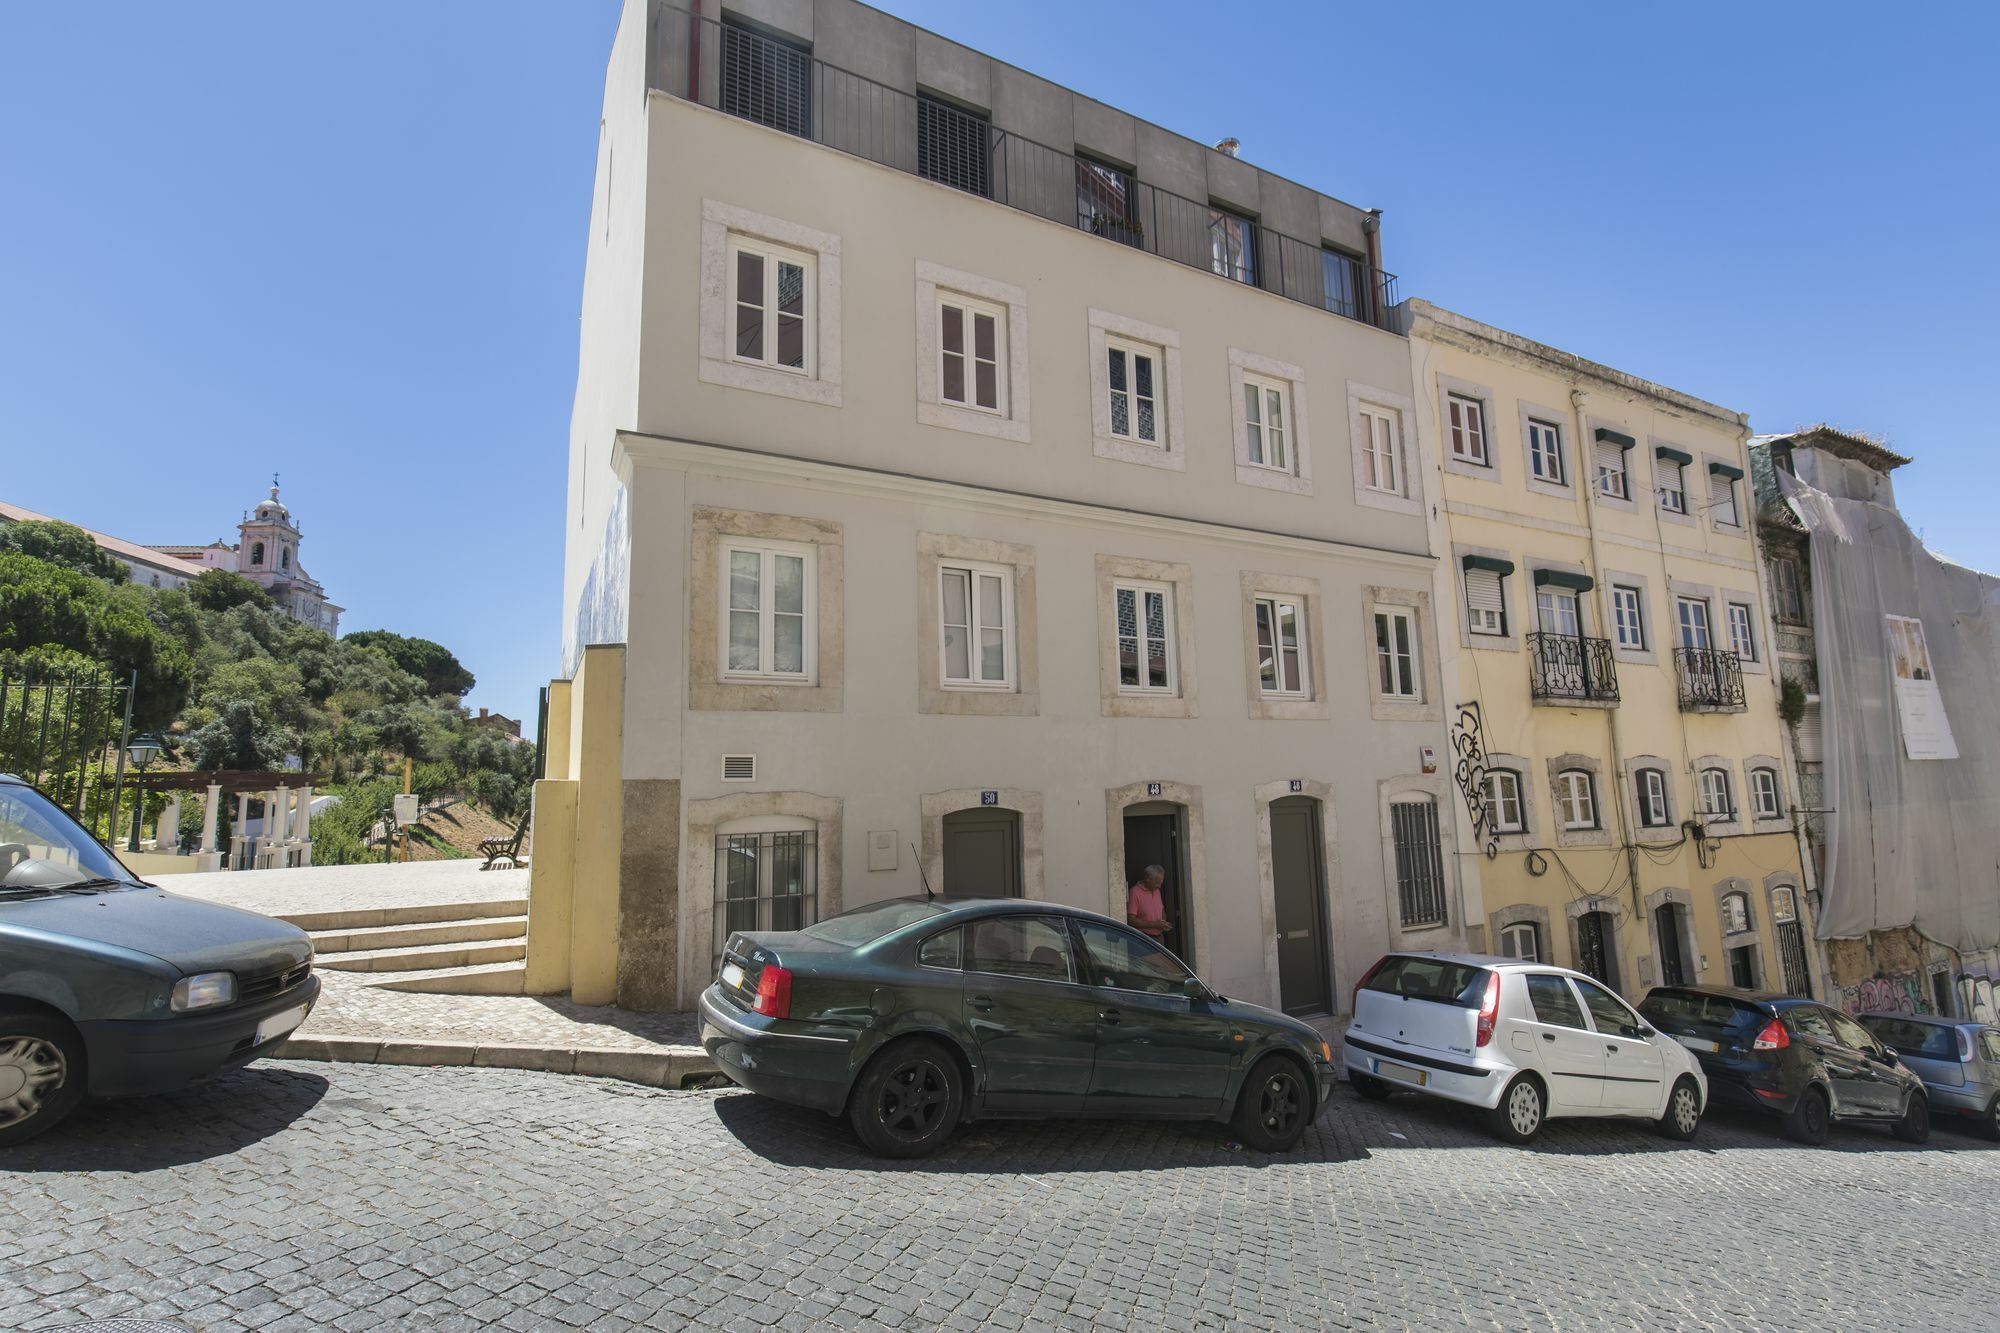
(7, 1061), (1995, 1332)
(303, 969), (701, 1052)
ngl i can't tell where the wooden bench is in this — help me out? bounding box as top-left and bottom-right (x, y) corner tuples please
(478, 816), (529, 870)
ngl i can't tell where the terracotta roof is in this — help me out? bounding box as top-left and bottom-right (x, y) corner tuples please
(0, 500), (209, 579)
(1749, 424), (1911, 472)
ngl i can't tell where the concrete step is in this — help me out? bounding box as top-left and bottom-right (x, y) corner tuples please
(316, 939), (526, 974)
(369, 961), (529, 996)
(309, 915), (527, 955)
(279, 896), (528, 933)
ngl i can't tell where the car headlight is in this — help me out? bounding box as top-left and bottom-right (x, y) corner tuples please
(171, 972), (237, 1012)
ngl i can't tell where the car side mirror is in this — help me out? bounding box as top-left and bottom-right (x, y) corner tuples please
(1183, 977), (1212, 1003)
(1636, 1024), (1657, 1040)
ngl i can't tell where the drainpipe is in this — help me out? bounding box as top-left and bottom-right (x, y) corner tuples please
(1362, 210), (1384, 328)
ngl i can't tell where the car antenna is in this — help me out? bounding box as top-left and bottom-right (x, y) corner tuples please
(912, 843), (935, 900)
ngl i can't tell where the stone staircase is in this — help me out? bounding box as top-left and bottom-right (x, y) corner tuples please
(290, 894), (529, 996)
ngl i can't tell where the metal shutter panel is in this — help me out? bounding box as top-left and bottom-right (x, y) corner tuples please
(1795, 701), (1824, 763)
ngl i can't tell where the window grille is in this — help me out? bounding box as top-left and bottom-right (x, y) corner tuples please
(715, 829), (817, 959)
(1391, 799), (1446, 928)
(917, 94), (991, 197)
(720, 20), (811, 138)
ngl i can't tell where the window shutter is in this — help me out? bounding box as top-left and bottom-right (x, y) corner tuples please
(1795, 701), (1824, 764)
(1709, 471), (1737, 524)
(1595, 440), (1627, 495)
(1465, 569), (1504, 632)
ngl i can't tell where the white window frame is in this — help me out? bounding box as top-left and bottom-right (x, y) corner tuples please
(1658, 459), (1688, 515)
(1374, 608), (1420, 701)
(1557, 769), (1598, 830)
(1483, 769), (1525, 834)
(1536, 587), (1582, 637)
(1727, 601), (1757, 662)
(1612, 585), (1645, 651)
(1499, 921), (1540, 962)
(1241, 373), (1292, 474)
(936, 292), (1007, 416)
(1447, 393), (1488, 466)
(1465, 568), (1506, 638)
(1104, 336), (1163, 447)
(1527, 418), (1565, 485)
(938, 562), (1015, 691)
(1597, 444), (1629, 500)
(1676, 596), (1712, 650)
(1637, 768), (1671, 828)
(1699, 767), (1734, 819)
(1751, 767), (1783, 820)
(1358, 403), (1402, 496)
(1722, 891), (1751, 936)
(726, 235), (816, 378)
(1113, 579), (1178, 697)
(719, 540), (817, 683)
(1252, 594), (1310, 698)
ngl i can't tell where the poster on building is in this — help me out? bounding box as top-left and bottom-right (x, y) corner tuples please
(1886, 614), (1958, 760)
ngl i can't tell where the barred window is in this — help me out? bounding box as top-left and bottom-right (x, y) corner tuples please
(917, 93), (990, 197)
(1391, 797), (1447, 929)
(720, 20), (812, 138)
(715, 827), (817, 960)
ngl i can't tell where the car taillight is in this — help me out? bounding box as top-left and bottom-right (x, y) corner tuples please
(1352, 955), (1388, 1013)
(753, 964), (792, 1019)
(1752, 1018), (1789, 1051)
(1474, 971), (1502, 1048)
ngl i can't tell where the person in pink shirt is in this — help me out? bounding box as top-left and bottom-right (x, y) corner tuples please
(1126, 865), (1171, 940)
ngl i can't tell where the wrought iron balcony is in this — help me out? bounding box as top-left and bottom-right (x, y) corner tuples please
(1526, 633), (1620, 705)
(1676, 647), (1748, 712)
(654, 4), (1401, 331)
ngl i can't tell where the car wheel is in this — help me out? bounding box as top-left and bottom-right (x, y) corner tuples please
(1891, 1092), (1930, 1145)
(847, 1038), (963, 1159)
(1655, 1076), (1702, 1142)
(1782, 1086), (1829, 1146)
(1488, 1073), (1545, 1144)
(1349, 1071), (1392, 1101)
(0, 1009), (86, 1148)
(1233, 1055), (1313, 1152)
(1986, 1095), (2000, 1143)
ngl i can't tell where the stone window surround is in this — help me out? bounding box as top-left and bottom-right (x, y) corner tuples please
(1601, 567), (1658, 666)
(1546, 752), (1612, 848)
(1252, 779), (1340, 1008)
(1453, 543), (1519, 652)
(1437, 372), (1499, 482)
(1517, 399), (1574, 499)
(1714, 876), (1762, 962)
(1668, 577), (1718, 652)
(1478, 752), (1538, 852)
(1363, 585), (1442, 723)
(1346, 381), (1420, 515)
(1489, 903), (1554, 965)
(1096, 554), (1199, 719)
(916, 260), (1032, 444)
(1744, 754), (1787, 825)
(920, 788), (1046, 902)
(1641, 886), (1702, 990)
(1565, 894), (1626, 993)
(1721, 589), (1768, 674)
(1689, 753), (1745, 835)
(1088, 308), (1186, 471)
(1378, 774), (1461, 950)
(699, 200), (843, 407)
(688, 507), (844, 714)
(1703, 451), (1749, 537)
(1585, 414), (1639, 512)
(1103, 780), (1209, 973)
(1227, 347), (1313, 496)
(916, 532), (1039, 717)
(1238, 571), (1328, 721)
(683, 791), (842, 992)
(1623, 754), (1679, 845)
(1649, 437), (1698, 528)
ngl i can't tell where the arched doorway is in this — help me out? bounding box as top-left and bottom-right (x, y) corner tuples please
(1269, 795), (1332, 1016)
(942, 806), (1022, 898)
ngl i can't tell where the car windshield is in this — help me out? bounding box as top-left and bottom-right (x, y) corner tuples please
(1361, 955), (1491, 1008)
(800, 899), (947, 947)
(1859, 1016), (1958, 1061)
(0, 782), (144, 896)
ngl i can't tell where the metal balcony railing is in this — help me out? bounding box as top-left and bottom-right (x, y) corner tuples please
(1526, 633), (1620, 705)
(1675, 647), (1748, 712)
(653, 4), (1400, 331)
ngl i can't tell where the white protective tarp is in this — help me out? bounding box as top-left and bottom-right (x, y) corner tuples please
(1784, 472), (2000, 953)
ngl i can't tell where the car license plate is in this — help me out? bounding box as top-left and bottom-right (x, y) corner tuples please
(721, 962), (746, 990)
(256, 1004), (310, 1045)
(1674, 1035), (1720, 1054)
(1377, 1059), (1428, 1087)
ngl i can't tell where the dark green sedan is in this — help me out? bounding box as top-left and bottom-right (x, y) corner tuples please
(699, 897), (1335, 1157)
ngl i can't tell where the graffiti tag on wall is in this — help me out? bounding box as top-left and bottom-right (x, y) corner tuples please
(1839, 974), (1920, 1016)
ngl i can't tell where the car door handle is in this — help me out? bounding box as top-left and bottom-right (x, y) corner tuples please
(1542, 1033), (1556, 1043)
(1606, 1045), (1621, 1054)
(1100, 1009), (1122, 1025)
(970, 995), (994, 1012)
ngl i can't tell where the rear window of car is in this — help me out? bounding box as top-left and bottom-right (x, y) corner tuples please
(1859, 1016), (1958, 1061)
(1638, 988), (1766, 1034)
(800, 900), (947, 947)
(1360, 955), (1491, 1008)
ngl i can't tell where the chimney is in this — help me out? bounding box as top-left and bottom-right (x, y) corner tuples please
(1214, 137), (1240, 158)
(478, 708), (488, 719)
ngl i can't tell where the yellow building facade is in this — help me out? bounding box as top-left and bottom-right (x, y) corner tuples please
(1401, 301), (1821, 1003)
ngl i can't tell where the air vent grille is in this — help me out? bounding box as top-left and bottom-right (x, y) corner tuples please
(722, 754), (757, 782)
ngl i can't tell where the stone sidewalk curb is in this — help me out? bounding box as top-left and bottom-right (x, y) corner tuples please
(279, 1034), (719, 1090)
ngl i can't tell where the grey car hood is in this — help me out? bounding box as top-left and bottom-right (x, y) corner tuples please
(0, 887), (311, 977)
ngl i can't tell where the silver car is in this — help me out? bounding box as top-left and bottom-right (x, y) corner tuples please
(1857, 1013), (2000, 1140)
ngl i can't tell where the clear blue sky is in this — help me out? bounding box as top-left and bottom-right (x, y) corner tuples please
(4, 2), (1995, 727)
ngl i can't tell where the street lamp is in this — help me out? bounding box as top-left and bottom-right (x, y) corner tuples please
(124, 734), (163, 853)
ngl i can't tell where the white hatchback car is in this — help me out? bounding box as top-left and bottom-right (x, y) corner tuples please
(1342, 952), (1707, 1143)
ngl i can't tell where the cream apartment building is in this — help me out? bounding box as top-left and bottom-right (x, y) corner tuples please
(530, 0), (1464, 1016)
(1399, 301), (1819, 1003)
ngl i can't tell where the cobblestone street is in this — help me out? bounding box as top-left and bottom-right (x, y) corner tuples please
(6, 1061), (1994, 1331)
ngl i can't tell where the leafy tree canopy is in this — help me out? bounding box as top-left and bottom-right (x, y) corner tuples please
(0, 519), (128, 583)
(345, 629), (476, 698)
(185, 568), (271, 612)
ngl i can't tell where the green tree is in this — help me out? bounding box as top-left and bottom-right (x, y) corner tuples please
(185, 568), (271, 612)
(344, 629), (476, 698)
(0, 519), (128, 583)
(0, 552), (191, 728)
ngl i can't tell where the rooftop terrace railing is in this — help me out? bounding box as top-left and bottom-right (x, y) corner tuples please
(653, 3), (1399, 331)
